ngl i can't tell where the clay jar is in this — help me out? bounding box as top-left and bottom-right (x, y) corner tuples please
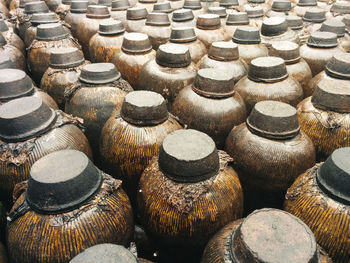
(112, 32), (156, 88)
(135, 0), (157, 13)
(329, 1), (350, 21)
(110, 0), (130, 27)
(320, 19), (349, 53)
(202, 208), (332, 263)
(0, 97), (92, 208)
(225, 100), (316, 212)
(285, 147), (350, 263)
(0, 19), (24, 53)
(199, 41), (248, 83)
(89, 19), (125, 62)
(100, 90), (182, 206)
(54, 0), (71, 20)
(64, 0), (89, 39)
(172, 68), (247, 149)
(293, 0), (317, 17)
(171, 9), (196, 28)
(27, 23), (82, 85)
(224, 12), (250, 39)
(7, 149), (133, 263)
(65, 63), (133, 158)
(41, 47), (88, 109)
(0, 33), (25, 71)
(152, 2), (172, 20)
(183, 0), (203, 18)
(169, 26), (206, 64)
(245, 5), (264, 29)
(232, 26), (269, 65)
(125, 7), (148, 32)
(0, 54), (15, 69)
(303, 8), (326, 34)
(137, 43), (196, 107)
(244, 0), (270, 15)
(266, 0), (294, 18)
(286, 15), (310, 44)
(208, 7), (227, 27)
(269, 41), (312, 97)
(300, 31), (344, 76)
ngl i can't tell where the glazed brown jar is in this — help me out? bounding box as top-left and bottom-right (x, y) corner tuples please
(232, 26), (269, 65)
(64, 0), (88, 39)
(100, 90), (182, 206)
(172, 68), (247, 149)
(245, 5), (264, 29)
(7, 149), (133, 263)
(224, 12), (250, 38)
(135, 0), (157, 13)
(125, 7), (148, 32)
(269, 41), (313, 97)
(171, 9), (196, 28)
(202, 208), (333, 263)
(65, 62), (133, 158)
(225, 100), (316, 212)
(169, 26), (206, 64)
(286, 15), (310, 44)
(0, 33), (25, 71)
(183, 0), (203, 18)
(41, 47), (89, 109)
(89, 19), (125, 62)
(137, 43), (196, 107)
(293, 0), (317, 17)
(0, 97), (92, 208)
(110, 0), (130, 27)
(0, 19), (24, 53)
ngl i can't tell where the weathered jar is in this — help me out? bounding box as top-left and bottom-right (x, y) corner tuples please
(293, 0), (317, 17)
(64, 0), (88, 39)
(54, 0), (71, 19)
(329, 1), (350, 21)
(183, 0), (203, 18)
(225, 100), (316, 212)
(110, 0), (130, 27)
(0, 19), (24, 53)
(172, 68), (247, 149)
(244, 0), (269, 14)
(0, 54), (15, 69)
(245, 5), (264, 29)
(303, 8), (326, 34)
(286, 15), (309, 44)
(152, 2), (172, 20)
(319, 19), (349, 53)
(171, 8), (196, 28)
(125, 7), (148, 32)
(0, 33), (25, 71)
(224, 12), (250, 38)
(208, 7), (227, 27)
(266, 0), (294, 18)
(7, 149), (133, 263)
(135, 0), (157, 13)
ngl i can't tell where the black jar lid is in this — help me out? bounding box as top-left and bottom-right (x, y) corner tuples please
(303, 8), (326, 23)
(70, 1), (89, 13)
(158, 129), (220, 183)
(220, 0), (239, 7)
(246, 100), (300, 139)
(325, 53), (350, 80)
(0, 97), (57, 142)
(24, 1), (49, 14)
(270, 41), (300, 64)
(307, 31), (338, 48)
(153, 2), (172, 13)
(183, 0), (202, 10)
(245, 5), (264, 18)
(208, 7), (227, 18)
(49, 47), (85, 69)
(30, 12), (60, 25)
(98, 0), (112, 7)
(196, 14), (221, 30)
(170, 27), (197, 43)
(70, 244), (138, 263)
(261, 17), (288, 36)
(331, 1), (350, 15)
(232, 26), (261, 44)
(226, 12), (249, 25)
(208, 41), (239, 61)
(172, 9), (194, 22)
(0, 69), (34, 101)
(126, 7), (148, 20)
(248, 56), (288, 82)
(0, 55), (15, 69)
(26, 150), (102, 213)
(146, 12), (171, 26)
(111, 0), (130, 11)
(121, 32), (152, 53)
(272, 0), (291, 11)
(316, 147), (350, 205)
(297, 0), (317, 6)
(156, 43), (191, 68)
(36, 23), (69, 41)
(286, 15), (303, 30)
(86, 5), (110, 18)
(79, 63), (121, 84)
(0, 19), (8, 32)
(320, 19), (346, 38)
(98, 19), (125, 35)
(230, 209), (319, 263)
(121, 91), (168, 125)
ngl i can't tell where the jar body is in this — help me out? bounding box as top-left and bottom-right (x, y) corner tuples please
(110, 10), (128, 27)
(64, 12), (86, 39)
(2, 29), (24, 53)
(0, 45), (25, 71)
(237, 43), (269, 65)
(261, 30), (299, 49)
(172, 39), (206, 64)
(286, 59), (313, 98)
(305, 22), (322, 35)
(125, 18), (147, 33)
(171, 19), (196, 28)
(194, 27), (230, 49)
(134, 2), (155, 13)
(141, 25), (171, 50)
(169, 0), (184, 10)
(89, 34), (124, 62)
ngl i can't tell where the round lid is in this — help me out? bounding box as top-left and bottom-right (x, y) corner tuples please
(231, 209), (319, 263)
(0, 69), (34, 101)
(307, 31), (338, 48)
(196, 14), (221, 30)
(70, 1), (89, 13)
(36, 23), (69, 41)
(0, 19), (9, 32)
(316, 147), (350, 205)
(146, 12), (171, 26)
(245, 5), (264, 18)
(111, 0), (130, 11)
(303, 8), (326, 23)
(0, 55), (16, 69)
(121, 91), (168, 125)
(286, 15), (303, 30)
(79, 63), (121, 84)
(98, 0), (112, 7)
(49, 47), (85, 69)
(270, 41), (300, 64)
(220, 0), (239, 7)
(172, 9), (194, 22)
(19, 0), (38, 9)
(208, 41), (239, 61)
(331, 1), (350, 15)
(70, 244), (138, 263)
(126, 7), (148, 20)
(320, 19), (346, 38)
(232, 26), (261, 44)
(226, 12), (249, 25)
(0, 97), (57, 142)
(30, 12), (60, 24)
(24, 1), (49, 14)
(261, 17), (288, 36)
(0, 34), (6, 46)
(170, 27), (197, 43)
(297, 0), (317, 6)
(121, 32), (152, 53)
(272, 0), (291, 11)
(208, 7), (227, 18)
(158, 129), (220, 183)
(27, 150), (102, 213)
(153, 2), (172, 13)
(183, 0), (202, 10)
(156, 43), (191, 68)
(86, 5), (110, 18)
(248, 56), (288, 82)
(311, 78), (350, 113)
(325, 53), (350, 80)
(98, 19), (125, 35)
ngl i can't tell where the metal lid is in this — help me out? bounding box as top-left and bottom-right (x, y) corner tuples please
(0, 34), (6, 46)
(36, 23), (69, 41)
(0, 97), (57, 142)
(49, 47), (85, 69)
(208, 7), (227, 18)
(307, 31), (338, 48)
(230, 209), (319, 263)
(0, 55), (16, 69)
(121, 91), (168, 125)
(316, 147), (350, 205)
(79, 63), (121, 84)
(320, 19), (346, 38)
(111, 0), (130, 11)
(30, 12), (60, 25)
(126, 7), (148, 20)
(226, 12), (249, 25)
(245, 5), (264, 18)
(220, 0), (239, 7)
(331, 1), (350, 15)
(196, 14), (221, 30)
(325, 54), (350, 80)
(27, 150), (102, 213)
(183, 0), (202, 10)
(286, 15), (303, 30)
(98, 19), (125, 35)
(156, 43), (191, 68)
(261, 17), (288, 36)
(98, 0), (112, 7)
(86, 5), (110, 18)
(146, 12), (171, 26)
(158, 129), (220, 183)
(248, 56), (288, 82)
(172, 9), (194, 22)
(0, 69), (34, 101)
(24, 1), (49, 14)
(272, 0), (291, 11)
(208, 41), (239, 61)
(303, 8), (326, 23)
(297, 0), (317, 6)
(153, 2), (172, 13)
(170, 27), (197, 43)
(232, 26), (261, 44)
(0, 19), (8, 32)
(270, 41), (300, 64)
(121, 32), (153, 53)
(70, 1), (89, 13)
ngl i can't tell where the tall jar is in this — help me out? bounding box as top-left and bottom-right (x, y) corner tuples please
(302, 8), (326, 34)
(171, 9), (196, 28)
(225, 100), (316, 212)
(286, 15), (309, 44)
(0, 33), (25, 71)
(224, 12), (250, 38)
(125, 7), (148, 32)
(135, 0), (157, 13)
(172, 68), (247, 149)
(7, 149), (133, 263)
(0, 19), (24, 53)
(64, 0), (88, 39)
(110, 0), (130, 27)
(245, 5), (264, 29)
(183, 0), (204, 18)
